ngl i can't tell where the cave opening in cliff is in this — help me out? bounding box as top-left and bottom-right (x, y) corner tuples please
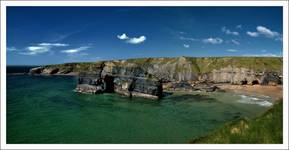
(104, 75), (115, 93)
(241, 80), (248, 85)
(252, 80), (259, 85)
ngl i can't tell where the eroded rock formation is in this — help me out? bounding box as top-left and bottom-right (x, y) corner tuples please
(73, 63), (163, 99)
(29, 57), (283, 99)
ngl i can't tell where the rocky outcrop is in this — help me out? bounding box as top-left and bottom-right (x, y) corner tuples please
(74, 63), (163, 99)
(260, 72), (282, 86)
(205, 66), (282, 86)
(192, 83), (218, 92)
(114, 76), (163, 99)
(29, 57), (283, 99)
(29, 66), (61, 75)
(75, 84), (104, 94)
(163, 81), (218, 92)
(42, 68), (59, 74)
(164, 81), (193, 91)
(29, 67), (43, 74)
(208, 66), (261, 85)
(145, 57), (199, 82)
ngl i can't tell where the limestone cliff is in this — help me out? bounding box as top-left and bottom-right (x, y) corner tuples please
(29, 56), (283, 99)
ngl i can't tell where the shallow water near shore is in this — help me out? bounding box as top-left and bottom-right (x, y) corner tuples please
(7, 75), (273, 143)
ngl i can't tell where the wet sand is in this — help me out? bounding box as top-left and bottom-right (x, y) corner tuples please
(217, 84), (283, 100)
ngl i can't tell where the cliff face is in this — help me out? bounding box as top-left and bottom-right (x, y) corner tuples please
(29, 57), (283, 99)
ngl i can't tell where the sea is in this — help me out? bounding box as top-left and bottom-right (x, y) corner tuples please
(6, 66), (273, 143)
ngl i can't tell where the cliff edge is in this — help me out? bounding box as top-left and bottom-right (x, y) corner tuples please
(29, 57), (283, 99)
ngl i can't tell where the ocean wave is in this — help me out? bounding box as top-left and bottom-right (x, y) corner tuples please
(237, 94), (273, 107)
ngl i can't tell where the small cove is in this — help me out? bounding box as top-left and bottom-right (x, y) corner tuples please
(7, 75), (272, 143)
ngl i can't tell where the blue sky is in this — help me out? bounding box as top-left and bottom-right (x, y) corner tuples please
(7, 7), (283, 65)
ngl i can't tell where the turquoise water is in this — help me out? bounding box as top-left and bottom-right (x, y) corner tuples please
(7, 75), (271, 144)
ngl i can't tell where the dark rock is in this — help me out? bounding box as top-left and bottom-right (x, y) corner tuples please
(114, 76), (163, 99)
(75, 84), (104, 94)
(103, 75), (115, 92)
(260, 72), (282, 85)
(49, 68), (59, 74)
(171, 81), (193, 91)
(76, 68), (163, 99)
(240, 79), (248, 85)
(193, 83), (218, 92)
(78, 73), (101, 85)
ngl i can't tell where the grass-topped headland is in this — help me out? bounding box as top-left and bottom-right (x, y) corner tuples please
(42, 56), (282, 74)
(190, 101), (283, 144)
(29, 56), (283, 98)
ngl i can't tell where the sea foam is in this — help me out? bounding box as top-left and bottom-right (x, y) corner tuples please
(237, 94), (273, 107)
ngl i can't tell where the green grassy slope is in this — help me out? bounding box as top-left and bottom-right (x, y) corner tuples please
(193, 57), (283, 73)
(190, 101), (283, 144)
(44, 57), (283, 74)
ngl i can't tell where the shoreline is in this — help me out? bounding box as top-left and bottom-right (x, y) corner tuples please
(216, 84), (283, 101)
(7, 73), (283, 100)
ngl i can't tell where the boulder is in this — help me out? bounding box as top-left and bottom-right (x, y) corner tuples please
(75, 84), (104, 94)
(192, 83), (218, 92)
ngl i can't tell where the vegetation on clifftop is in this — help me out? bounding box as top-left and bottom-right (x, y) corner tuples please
(193, 57), (282, 73)
(44, 57), (282, 74)
(190, 101), (283, 144)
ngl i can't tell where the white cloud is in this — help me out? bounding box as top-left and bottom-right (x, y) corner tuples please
(20, 46), (50, 55)
(61, 46), (90, 54)
(203, 37), (223, 44)
(256, 26), (279, 38)
(247, 31), (259, 37)
(7, 47), (17, 52)
(247, 26), (281, 41)
(38, 43), (69, 47)
(117, 33), (146, 44)
(117, 33), (129, 40)
(183, 44), (190, 48)
(222, 27), (239, 36)
(20, 42), (69, 55)
(126, 36), (146, 44)
(180, 36), (199, 41)
(231, 39), (240, 45)
(226, 49), (238, 52)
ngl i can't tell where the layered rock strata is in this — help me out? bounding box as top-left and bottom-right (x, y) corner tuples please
(29, 57), (283, 99)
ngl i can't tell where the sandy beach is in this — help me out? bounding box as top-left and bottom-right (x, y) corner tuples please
(217, 84), (283, 100)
